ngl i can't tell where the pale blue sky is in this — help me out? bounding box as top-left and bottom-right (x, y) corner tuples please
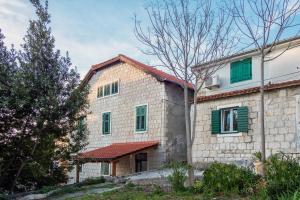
(0, 0), (299, 78)
(0, 0), (154, 77)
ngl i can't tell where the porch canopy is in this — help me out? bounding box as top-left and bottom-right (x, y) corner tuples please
(77, 141), (159, 162)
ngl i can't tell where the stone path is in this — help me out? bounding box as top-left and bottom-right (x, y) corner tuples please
(47, 186), (122, 200)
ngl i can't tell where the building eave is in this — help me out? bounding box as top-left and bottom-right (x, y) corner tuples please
(197, 79), (300, 103)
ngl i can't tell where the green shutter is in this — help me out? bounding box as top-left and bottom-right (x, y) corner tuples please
(102, 112), (111, 134)
(230, 58), (252, 83)
(237, 106), (248, 132)
(136, 105), (147, 132)
(211, 110), (221, 134)
(101, 162), (109, 175)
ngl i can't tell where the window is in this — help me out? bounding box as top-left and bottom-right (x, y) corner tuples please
(211, 106), (248, 134)
(135, 153), (147, 172)
(111, 81), (119, 94)
(79, 164), (83, 172)
(221, 107), (238, 133)
(101, 162), (109, 175)
(97, 86), (103, 98)
(135, 105), (147, 132)
(104, 84), (111, 96)
(97, 81), (119, 98)
(230, 58), (252, 83)
(102, 112), (111, 135)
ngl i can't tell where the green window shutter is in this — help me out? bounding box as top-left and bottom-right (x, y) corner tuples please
(136, 105), (147, 132)
(211, 110), (221, 134)
(230, 58), (252, 83)
(237, 106), (248, 132)
(102, 112), (111, 134)
(101, 162), (109, 175)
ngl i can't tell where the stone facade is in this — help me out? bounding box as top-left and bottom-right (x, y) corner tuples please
(69, 60), (187, 183)
(193, 86), (300, 167)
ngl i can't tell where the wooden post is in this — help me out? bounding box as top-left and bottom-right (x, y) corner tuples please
(76, 162), (80, 183)
(111, 161), (117, 176)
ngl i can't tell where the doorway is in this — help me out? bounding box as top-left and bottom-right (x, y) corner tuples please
(135, 153), (147, 172)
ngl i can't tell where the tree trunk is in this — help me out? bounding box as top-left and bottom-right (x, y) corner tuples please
(0, 156), (15, 186)
(10, 140), (38, 193)
(260, 53), (266, 163)
(184, 83), (194, 186)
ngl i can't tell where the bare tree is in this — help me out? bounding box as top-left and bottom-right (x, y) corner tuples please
(230, 0), (300, 163)
(134, 0), (237, 185)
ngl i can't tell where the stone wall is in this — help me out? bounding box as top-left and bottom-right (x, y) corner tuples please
(68, 62), (187, 183)
(164, 83), (187, 162)
(193, 86), (300, 167)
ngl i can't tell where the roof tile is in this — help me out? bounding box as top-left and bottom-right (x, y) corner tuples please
(78, 141), (159, 161)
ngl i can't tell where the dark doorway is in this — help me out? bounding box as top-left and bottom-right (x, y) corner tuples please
(135, 153), (147, 172)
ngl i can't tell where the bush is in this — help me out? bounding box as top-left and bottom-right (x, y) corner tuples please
(202, 162), (259, 196)
(278, 189), (300, 200)
(166, 162), (189, 192)
(78, 176), (105, 186)
(152, 185), (164, 196)
(193, 180), (204, 193)
(265, 153), (300, 199)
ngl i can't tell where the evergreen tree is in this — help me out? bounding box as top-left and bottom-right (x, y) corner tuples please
(0, 29), (19, 191)
(0, 0), (89, 193)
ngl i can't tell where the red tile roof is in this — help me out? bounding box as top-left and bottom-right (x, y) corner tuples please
(82, 54), (193, 89)
(78, 141), (159, 161)
(198, 79), (300, 102)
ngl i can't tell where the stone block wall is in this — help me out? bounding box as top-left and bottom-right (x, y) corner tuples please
(164, 83), (187, 162)
(69, 62), (187, 182)
(193, 86), (300, 167)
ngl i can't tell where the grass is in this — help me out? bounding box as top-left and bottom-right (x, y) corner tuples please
(48, 182), (116, 198)
(67, 185), (249, 200)
(33, 177), (107, 195)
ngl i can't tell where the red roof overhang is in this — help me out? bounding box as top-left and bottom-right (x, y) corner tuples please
(77, 141), (159, 162)
(81, 54), (194, 89)
(197, 79), (300, 102)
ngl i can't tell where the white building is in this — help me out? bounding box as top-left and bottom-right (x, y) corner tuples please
(192, 37), (300, 166)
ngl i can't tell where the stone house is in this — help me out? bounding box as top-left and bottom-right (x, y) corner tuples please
(69, 54), (191, 183)
(192, 37), (300, 167)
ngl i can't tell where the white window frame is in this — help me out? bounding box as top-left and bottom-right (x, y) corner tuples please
(217, 103), (241, 136)
(97, 79), (120, 99)
(134, 103), (148, 133)
(111, 80), (119, 95)
(101, 111), (112, 136)
(221, 107), (238, 133)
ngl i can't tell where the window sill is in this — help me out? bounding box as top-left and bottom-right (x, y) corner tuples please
(135, 130), (147, 134)
(101, 133), (111, 136)
(97, 92), (119, 100)
(216, 132), (243, 137)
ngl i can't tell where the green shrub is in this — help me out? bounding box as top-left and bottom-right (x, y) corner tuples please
(202, 162), (259, 196)
(193, 180), (204, 193)
(152, 185), (164, 196)
(250, 189), (270, 200)
(265, 153), (300, 199)
(78, 176), (105, 186)
(278, 189), (300, 200)
(167, 162), (189, 192)
(125, 182), (135, 188)
(33, 185), (58, 194)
